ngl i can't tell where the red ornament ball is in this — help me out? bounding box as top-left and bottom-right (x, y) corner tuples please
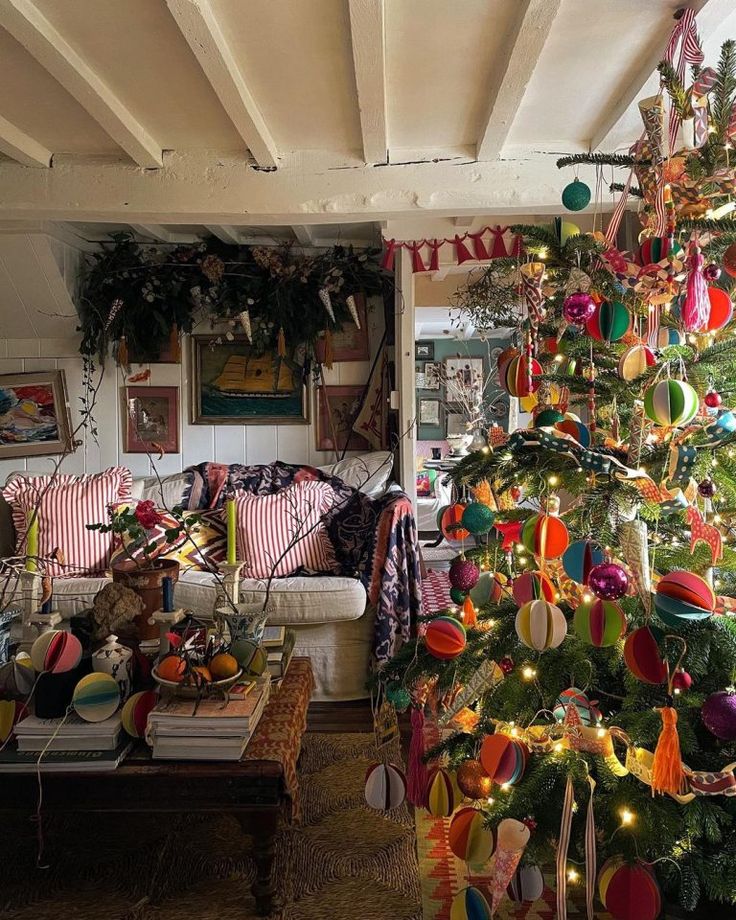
(672, 669), (692, 692)
(704, 390), (722, 408)
(425, 615), (466, 660)
(598, 857), (661, 920)
(723, 241), (736, 277)
(449, 557), (480, 592)
(588, 562), (629, 600)
(624, 625), (667, 684)
(479, 733), (528, 785)
(704, 286), (733, 331)
(701, 690), (736, 741)
(698, 478), (716, 499)
(456, 758), (493, 800)
(499, 656), (515, 675)
(510, 485), (522, 501)
(704, 263), (722, 282)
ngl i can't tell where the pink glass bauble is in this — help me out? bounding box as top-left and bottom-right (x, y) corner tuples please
(588, 562), (629, 600)
(562, 291), (596, 325)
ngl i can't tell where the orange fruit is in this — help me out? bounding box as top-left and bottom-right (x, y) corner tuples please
(191, 665), (212, 683)
(209, 653), (239, 680)
(157, 655), (186, 683)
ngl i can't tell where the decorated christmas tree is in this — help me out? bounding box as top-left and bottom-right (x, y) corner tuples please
(380, 17), (736, 919)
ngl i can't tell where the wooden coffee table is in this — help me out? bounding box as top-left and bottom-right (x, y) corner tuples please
(0, 657), (314, 917)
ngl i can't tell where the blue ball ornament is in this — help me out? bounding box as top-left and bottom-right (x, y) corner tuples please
(561, 179), (591, 212)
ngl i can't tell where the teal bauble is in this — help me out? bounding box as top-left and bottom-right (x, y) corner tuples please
(461, 502), (496, 535)
(450, 586), (467, 605)
(561, 180), (591, 212)
(535, 408), (565, 427)
(386, 683), (411, 712)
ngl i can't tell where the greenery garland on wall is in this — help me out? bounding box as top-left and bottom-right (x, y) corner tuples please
(77, 235), (387, 365)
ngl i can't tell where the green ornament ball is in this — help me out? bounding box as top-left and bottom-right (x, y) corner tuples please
(461, 502), (496, 535)
(535, 408), (565, 427)
(450, 586), (467, 604)
(386, 684), (411, 712)
(561, 179), (591, 212)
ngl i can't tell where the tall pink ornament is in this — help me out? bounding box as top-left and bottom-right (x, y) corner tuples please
(489, 818), (531, 915)
(681, 241), (710, 332)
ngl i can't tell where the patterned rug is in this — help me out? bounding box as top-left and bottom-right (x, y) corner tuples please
(422, 569), (452, 615)
(0, 734), (421, 920)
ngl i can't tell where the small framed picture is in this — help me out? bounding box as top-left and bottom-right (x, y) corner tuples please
(415, 341), (434, 360)
(0, 370), (73, 459)
(315, 385), (370, 452)
(423, 362), (441, 390)
(419, 399), (441, 426)
(123, 386), (179, 454)
(415, 365), (426, 389)
(446, 411), (467, 438)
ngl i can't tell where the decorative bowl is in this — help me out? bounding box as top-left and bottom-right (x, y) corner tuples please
(151, 664), (244, 699)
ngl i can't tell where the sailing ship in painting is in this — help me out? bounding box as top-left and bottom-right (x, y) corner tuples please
(211, 353), (294, 397)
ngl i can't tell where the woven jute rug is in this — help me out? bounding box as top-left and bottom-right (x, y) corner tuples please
(0, 733), (421, 920)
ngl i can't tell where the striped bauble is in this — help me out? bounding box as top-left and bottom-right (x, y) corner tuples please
(643, 378), (698, 427)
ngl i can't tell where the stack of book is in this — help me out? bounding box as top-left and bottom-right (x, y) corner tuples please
(146, 677), (270, 761)
(0, 712), (130, 772)
(263, 626), (296, 681)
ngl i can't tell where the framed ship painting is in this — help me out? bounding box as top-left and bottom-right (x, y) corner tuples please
(0, 370), (73, 459)
(190, 335), (309, 425)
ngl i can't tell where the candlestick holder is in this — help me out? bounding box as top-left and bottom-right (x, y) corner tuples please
(215, 560), (267, 643)
(13, 570), (62, 652)
(150, 608), (186, 659)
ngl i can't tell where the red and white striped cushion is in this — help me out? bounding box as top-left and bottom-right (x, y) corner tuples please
(2, 467), (132, 577)
(235, 480), (336, 579)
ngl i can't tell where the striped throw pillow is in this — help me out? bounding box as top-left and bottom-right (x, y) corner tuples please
(2, 467), (132, 577)
(235, 480), (336, 579)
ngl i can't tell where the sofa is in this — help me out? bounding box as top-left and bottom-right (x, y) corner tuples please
(0, 451), (422, 701)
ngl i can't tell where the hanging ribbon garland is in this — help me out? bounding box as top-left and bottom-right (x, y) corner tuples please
(381, 225), (524, 272)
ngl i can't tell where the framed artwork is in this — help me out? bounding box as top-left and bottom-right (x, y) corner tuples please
(0, 370), (73, 459)
(419, 399), (441, 426)
(423, 362), (441, 390)
(190, 335), (308, 425)
(415, 365), (426, 389)
(446, 411), (467, 438)
(123, 386), (179, 454)
(331, 295), (370, 362)
(415, 341), (434, 360)
(444, 356), (484, 403)
(315, 385), (370, 452)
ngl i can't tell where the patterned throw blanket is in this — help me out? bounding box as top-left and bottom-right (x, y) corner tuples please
(183, 461), (421, 662)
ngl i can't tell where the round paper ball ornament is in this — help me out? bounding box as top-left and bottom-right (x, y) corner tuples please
(72, 672), (120, 722)
(503, 355), (542, 398)
(704, 390), (722, 408)
(554, 416), (591, 447)
(585, 300), (630, 343)
(496, 345), (519, 378)
(449, 558), (480, 592)
(479, 733), (529, 785)
(654, 325), (685, 348)
(450, 586), (467, 605)
(635, 236), (683, 266)
(512, 570), (555, 606)
(562, 291), (596, 324)
(655, 571), (715, 627)
(0, 699), (25, 743)
(364, 762), (407, 810)
(121, 689), (157, 738)
(469, 571), (506, 607)
(450, 886), (492, 920)
(521, 514), (569, 560)
(705, 286), (733, 331)
(553, 687), (601, 726)
(515, 599), (567, 651)
(426, 767), (459, 817)
(449, 807), (495, 863)
(618, 344), (656, 381)
(644, 378), (699, 427)
(456, 758), (493, 800)
(701, 690), (736, 740)
(588, 562), (629, 600)
(574, 598), (627, 647)
(561, 179), (591, 212)
(624, 625), (667, 684)
(598, 857), (661, 920)
(425, 616), (467, 660)
(30, 629), (82, 674)
(440, 503), (471, 542)
(562, 539), (605, 584)
(461, 502), (495, 535)
(723, 241), (736, 277)
(551, 218), (580, 245)
(231, 638), (267, 675)
(507, 864), (545, 904)
(535, 407), (565, 427)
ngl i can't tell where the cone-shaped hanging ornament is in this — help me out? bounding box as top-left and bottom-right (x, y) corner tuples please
(117, 335), (128, 368)
(319, 287), (336, 323)
(345, 294), (361, 329)
(238, 309), (253, 343)
(169, 322), (181, 363)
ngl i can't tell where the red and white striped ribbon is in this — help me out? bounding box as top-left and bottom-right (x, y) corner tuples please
(665, 8), (704, 152)
(556, 774), (597, 920)
(605, 168), (634, 246)
(585, 776), (596, 920)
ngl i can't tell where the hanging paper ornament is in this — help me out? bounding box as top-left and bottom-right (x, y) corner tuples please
(449, 807), (495, 863)
(561, 179), (591, 212)
(512, 570), (556, 606)
(73, 672), (121, 722)
(553, 687), (601, 726)
(562, 539), (605, 584)
(345, 293), (362, 328)
(469, 571), (507, 607)
(574, 598), (627, 647)
(618, 344), (656, 381)
(426, 767), (459, 817)
(238, 309), (253, 342)
(450, 886), (492, 920)
(701, 690), (736, 740)
(643, 378), (698, 427)
(449, 557), (480, 591)
(550, 219), (580, 245)
(507, 864), (545, 904)
(698, 477), (716, 498)
(562, 291), (596, 324)
(0, 699), (25, 743)
(554, 416), (591, 447)
(653, 325), (685, 348)
(461, 596), (478, 627)
(682, 242), (711, 332)
(704, 390), (722, 408)
(488, 818), (532, 916)
(502, 355), (542, 398)
(723, 242), (736, 277)
(318, 286), (336, 323)
(30, 629), (83, 674)
(624, 625), (667, 684)
(521, 513), (569, 560)
(654, 571), (715, 627)
(515, 599), (567, 651)
(535, 407), (565, 427)
(704, 285), (733, 331)
(364, 762), (407, 810)
(496, 345), (519, 378)
(585, 300), (631, 342)
(598, 857), (661, 920)
(480, 733), (529, 785)
(636, 236), (684, 266)
(450, 586), (467, 605)
(456, 759), (493, 800)
(439, 503), (471, 541)
(672, 669), (692, 692)
(588, 562), (629, 600)
(558, 355), (579, 377)
(121, 690), (157, 738)
(425, 616), (467, 660)
(461, 502), (495, 535)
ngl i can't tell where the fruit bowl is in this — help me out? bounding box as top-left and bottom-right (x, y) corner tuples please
(151, 664), (244, 699)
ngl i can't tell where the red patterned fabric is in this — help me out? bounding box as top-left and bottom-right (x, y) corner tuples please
(245, 657), (314, 821)
(2, 467), (132, 576)
(235, 480), (336, 578)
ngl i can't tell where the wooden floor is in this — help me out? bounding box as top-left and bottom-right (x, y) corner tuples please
(307, 699), (375, 733)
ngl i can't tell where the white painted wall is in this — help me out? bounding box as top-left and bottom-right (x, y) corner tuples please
(0, 300), (385, 484)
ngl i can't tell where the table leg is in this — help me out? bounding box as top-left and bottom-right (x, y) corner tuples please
(238, 809), (279, 917)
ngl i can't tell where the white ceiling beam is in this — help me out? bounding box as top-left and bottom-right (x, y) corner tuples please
(0, 113), (51, 167)
(165, 0), (278, 167)
(130, 224), (200, 243)
(348, 0), (388, 164)
(589, 0), (725, 150)
(476, 0), (562, 161)
(291, 225), (315, 246)
(0, 0), (162, 168)
(205, 225), (242, 244)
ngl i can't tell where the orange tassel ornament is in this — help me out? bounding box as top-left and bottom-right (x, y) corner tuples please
(117, 335), (128, 368)
(323, 328), (334, 370)
(462, 596), (477, 627)
(651, 706), (685, 796)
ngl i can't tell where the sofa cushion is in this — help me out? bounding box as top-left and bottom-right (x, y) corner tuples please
(52, 576), (111, 618)
(172, 568), (366, 625)
(134, 472), (194, 509)
(318, 451), (393, 498)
